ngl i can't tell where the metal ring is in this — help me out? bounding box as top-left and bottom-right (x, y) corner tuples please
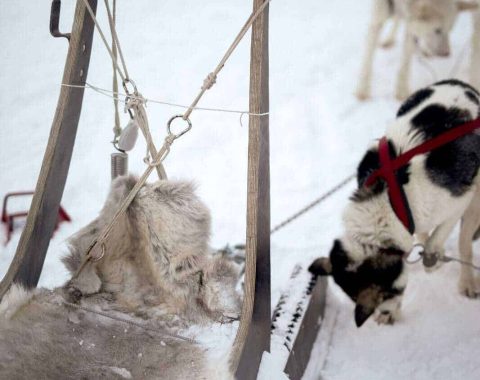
(91, 243), (106, 262)
(404, 243), (424, 264)
(122, 78), (138, 95)
(124, 95), (135, 119)
(167, 115), (192, 140)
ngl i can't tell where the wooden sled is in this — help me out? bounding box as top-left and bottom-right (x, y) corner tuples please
(0, 1), (327, 378)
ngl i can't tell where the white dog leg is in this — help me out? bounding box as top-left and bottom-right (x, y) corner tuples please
(458, 189), (480, 298)
(356, 0), (389, 100)
(395, 28), (415, 100)
(469, 10), (480, 89)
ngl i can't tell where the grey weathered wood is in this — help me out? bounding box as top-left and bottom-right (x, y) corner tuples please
(284, 277), (328, 380)
(230, 0), (270, 378)
(0, 0), (97, 300)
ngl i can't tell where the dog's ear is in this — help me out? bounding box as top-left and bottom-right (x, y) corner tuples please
(354, 303), (375, 327)
(308, 257), (332, 276)
(354, 286), (382, 327)
(457, 1), (478, 11)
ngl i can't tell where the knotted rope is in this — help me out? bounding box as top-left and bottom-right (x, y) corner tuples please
(82, 0), (166, 179)
(72, 0), (271, 280)
(181, 0), (272, 120)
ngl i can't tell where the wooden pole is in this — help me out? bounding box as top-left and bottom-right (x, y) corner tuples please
(0, 0), (97, 299)
(230, 0), (270, 378)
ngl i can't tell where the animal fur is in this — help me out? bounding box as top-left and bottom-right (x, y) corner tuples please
(356, 0), (480, 100)
(0, 176), (241, 379)
(311, 80), (480, 327)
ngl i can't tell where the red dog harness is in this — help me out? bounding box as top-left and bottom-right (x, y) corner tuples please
(365, 117), (480, 234)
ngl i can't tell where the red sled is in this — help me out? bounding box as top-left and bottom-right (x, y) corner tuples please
(1, 191), (71, 245)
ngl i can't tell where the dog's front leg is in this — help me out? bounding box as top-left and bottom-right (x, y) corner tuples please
(470, 10), (480, 89)
(395, 27), (415, 100)
(458, 190), (480, 298)
(356, 0), (389, 100)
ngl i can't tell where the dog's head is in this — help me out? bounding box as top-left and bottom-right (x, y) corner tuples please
(408, 0), (478, 58)
(309, 239), (407, 327)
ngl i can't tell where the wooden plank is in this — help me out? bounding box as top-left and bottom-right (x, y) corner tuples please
(230, 0), (270, 378)
(284, 277), (328, 380)
(0, 0), (97, 299)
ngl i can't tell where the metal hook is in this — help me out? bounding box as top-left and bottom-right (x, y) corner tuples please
(167, 115), (193, 140)
(122, 78), (138, 96)
(124, 95), (135, 119)
(49, 0), (71, 41)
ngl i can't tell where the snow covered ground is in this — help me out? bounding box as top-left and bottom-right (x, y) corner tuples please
(1, 1), (479, 379)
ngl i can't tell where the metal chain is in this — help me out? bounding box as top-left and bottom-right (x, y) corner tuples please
(270, 174), (355, 235)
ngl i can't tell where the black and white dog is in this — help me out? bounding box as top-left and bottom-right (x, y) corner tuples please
(310, 79), (480, 327)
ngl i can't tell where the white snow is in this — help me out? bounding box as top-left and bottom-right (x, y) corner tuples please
(1, 1), (479, 379)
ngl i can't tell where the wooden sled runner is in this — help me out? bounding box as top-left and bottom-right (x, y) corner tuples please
(0, 1), (328, 378)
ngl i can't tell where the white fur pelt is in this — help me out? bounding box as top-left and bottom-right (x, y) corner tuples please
(0, 176), (241, 379)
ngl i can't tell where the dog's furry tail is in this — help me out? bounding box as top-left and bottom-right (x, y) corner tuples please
(62, 175), (138, 274)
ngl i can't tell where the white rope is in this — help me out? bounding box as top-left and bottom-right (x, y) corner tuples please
(181, 0), (272, 120)
(82, 0), (127, 82)
(110, 0), (121, 143)
(128, 94), (167, 178)
(103, 0), (130, 81)
(61, 82), (269, 117)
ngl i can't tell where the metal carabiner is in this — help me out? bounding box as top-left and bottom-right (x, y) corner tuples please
(167, 115), (193, 140)
(122, 78), (138, 96)
(124, 95), (135, 119)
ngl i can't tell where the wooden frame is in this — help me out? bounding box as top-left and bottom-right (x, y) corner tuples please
(230, 0), (271, 378)
(0, 1), (328, 379)
(0, 0), (97, 299)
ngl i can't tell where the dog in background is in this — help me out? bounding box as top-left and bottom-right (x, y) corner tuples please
(311, 80), (480, 327)
(356, 0), (480, 100)
(0, 176), (241, 379)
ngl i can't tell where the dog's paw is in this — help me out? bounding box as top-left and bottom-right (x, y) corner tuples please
(355, 88), (370, 101)
(374, 310), (396, 325)
(459, 277), (478, 299)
